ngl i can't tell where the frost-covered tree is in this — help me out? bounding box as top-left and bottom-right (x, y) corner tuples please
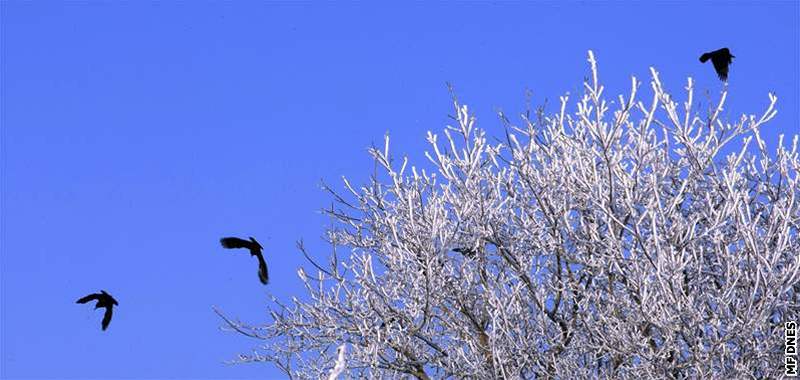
(216, 51), (800, 379)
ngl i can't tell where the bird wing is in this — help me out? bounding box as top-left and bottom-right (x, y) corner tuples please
(711, 56), (729, 80)
(76, 293), (100, 304)
(101, 306), (114, 330)
(220, 237), (253, 250)
(256, 253), (269, 285)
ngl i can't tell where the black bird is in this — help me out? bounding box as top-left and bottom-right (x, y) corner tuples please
(453, 247), (478, 258)
(699, 48), (735, 81)
(220, 236), (269, 284)
(76, 290), (118, 331)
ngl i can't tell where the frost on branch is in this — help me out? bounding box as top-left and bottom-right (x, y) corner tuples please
(217, 51), (800, 379)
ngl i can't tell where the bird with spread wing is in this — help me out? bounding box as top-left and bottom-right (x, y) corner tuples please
(220, 236), (269, 285)
(76, 290), (118, 331)
(700, 47), (735, 81)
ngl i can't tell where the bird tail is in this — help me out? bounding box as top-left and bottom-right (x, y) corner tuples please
(699, 53), (711, 63)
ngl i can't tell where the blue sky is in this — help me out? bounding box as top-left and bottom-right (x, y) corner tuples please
(1, 2), (797, 379)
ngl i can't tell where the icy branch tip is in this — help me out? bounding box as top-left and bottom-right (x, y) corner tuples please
(327, 344), (347, 380)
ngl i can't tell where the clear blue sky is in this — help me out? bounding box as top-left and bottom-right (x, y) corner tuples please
(1, 2), (797, 379)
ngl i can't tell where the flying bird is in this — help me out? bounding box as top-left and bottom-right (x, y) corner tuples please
(699, 47), (735, 81)
(220, 236), (269, 284)
(76, 290), (118, 331)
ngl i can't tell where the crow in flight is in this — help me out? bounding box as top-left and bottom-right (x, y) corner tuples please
(220, 236), (269, 284)
(699, 48), (735, 81)
(76, 290), (118, 331)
